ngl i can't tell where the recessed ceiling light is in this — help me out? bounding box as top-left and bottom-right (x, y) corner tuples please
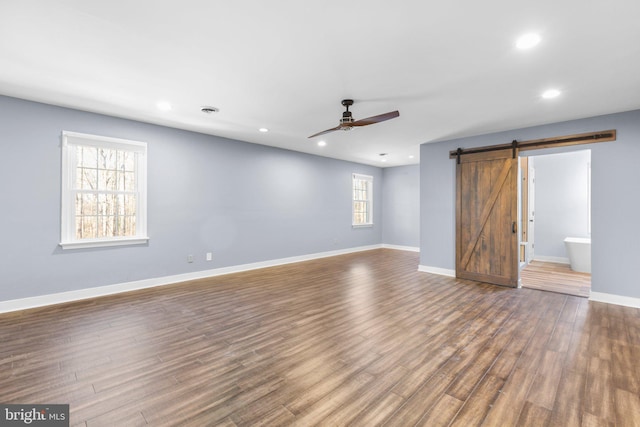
(317, 140), (327, 147)
(156, 101), (172, 111)
(258, 128), (269, 133)
(542, 89), (561, 99)
(516, 33), (541, 50)
(381, 158), (387, 163)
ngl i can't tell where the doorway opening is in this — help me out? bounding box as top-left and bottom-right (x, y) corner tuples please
(518, 149), (591, 297)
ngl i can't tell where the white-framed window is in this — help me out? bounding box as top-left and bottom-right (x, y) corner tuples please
(352, 173), (373, 227)
(60, 131), (149, 249)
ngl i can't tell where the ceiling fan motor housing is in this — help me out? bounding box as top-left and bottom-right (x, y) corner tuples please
(340, 99), (354, 127)
(341, 111), (354, 125)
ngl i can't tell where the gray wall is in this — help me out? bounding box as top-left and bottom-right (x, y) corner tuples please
(381, 165), (420, 248)
(0, 95), (384, 301)
(532, 150), (590, 259)
(420, 109), (640, 298)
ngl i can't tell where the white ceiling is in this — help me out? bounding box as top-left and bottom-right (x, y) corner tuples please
(1, 1), (639, 167)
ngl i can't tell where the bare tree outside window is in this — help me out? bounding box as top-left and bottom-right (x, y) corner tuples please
(74, 146), (138, 239)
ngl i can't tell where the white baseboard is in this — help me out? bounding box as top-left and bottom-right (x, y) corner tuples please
(589, 292), (640, 309)
(416, 268), (639, 309)
(533, 255), (570, 264)
(10, 246), (635, 313)
(0, 244), (385, 314)
(418, 265), (456, 277)
(381, 244), (420, 252)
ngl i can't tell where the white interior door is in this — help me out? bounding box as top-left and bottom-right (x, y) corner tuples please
(527, 165), (536, 263)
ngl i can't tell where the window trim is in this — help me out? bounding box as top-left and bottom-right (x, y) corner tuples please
(352, 173), (374, 227)
(59, 131), (149, 250)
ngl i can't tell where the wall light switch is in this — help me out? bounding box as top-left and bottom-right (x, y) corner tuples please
(206, 252), (212, 261)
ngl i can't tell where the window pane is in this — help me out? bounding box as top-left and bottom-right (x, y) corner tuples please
(112, 215), (136, 237)
(116, 194), (126, 216)
(124, 194), (137, 215)
(121, 151), (136, 172)
(98, 193), (117, 216)
(116, 170), (137, 191)
(76, 167), (97, 190)
(124, 215), (136, 236)
(98, 215), (115, 238)
(76, 215), (97, 239)
(116, 217), (124, 237)
(117, 151), (126, 172)
(98, 148), (117, 170)
(77, 193), (98, 216)
(124, 171), (136, 191)
(78, 146), (97, 168)
(116, 171), (125, 191)
(98, 170), (117, 191)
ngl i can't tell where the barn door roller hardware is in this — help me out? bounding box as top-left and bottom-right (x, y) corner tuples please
(449, 130), (616, 159)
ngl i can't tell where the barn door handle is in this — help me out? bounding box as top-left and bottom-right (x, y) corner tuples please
(512, 222), (517, 234)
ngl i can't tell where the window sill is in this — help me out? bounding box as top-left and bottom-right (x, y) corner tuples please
(352, 224), (374, 228)
(59, 237), (149, 250)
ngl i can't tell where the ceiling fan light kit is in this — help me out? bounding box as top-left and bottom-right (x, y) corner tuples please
(308, 99), (399, 138)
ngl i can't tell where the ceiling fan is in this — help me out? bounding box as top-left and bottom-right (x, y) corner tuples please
(308, 99), (399, 138)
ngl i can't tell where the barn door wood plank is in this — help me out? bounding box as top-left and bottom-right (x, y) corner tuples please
(459, 158), (512, 270)
(456, 148), (518, 287)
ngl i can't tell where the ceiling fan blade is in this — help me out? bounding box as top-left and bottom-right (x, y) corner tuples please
(308, 125), (342, 138)
(351, 110), (399, 127)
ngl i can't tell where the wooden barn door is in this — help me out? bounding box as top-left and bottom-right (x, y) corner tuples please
(456, 148), (519, 287)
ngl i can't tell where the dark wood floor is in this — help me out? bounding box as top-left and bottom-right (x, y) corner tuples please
(521, 261), (591, 298)
(1, 249), (639, 426)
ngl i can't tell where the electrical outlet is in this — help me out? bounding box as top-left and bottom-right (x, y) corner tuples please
(187, 254), (194, 263)
(206, 252), (212, 261)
